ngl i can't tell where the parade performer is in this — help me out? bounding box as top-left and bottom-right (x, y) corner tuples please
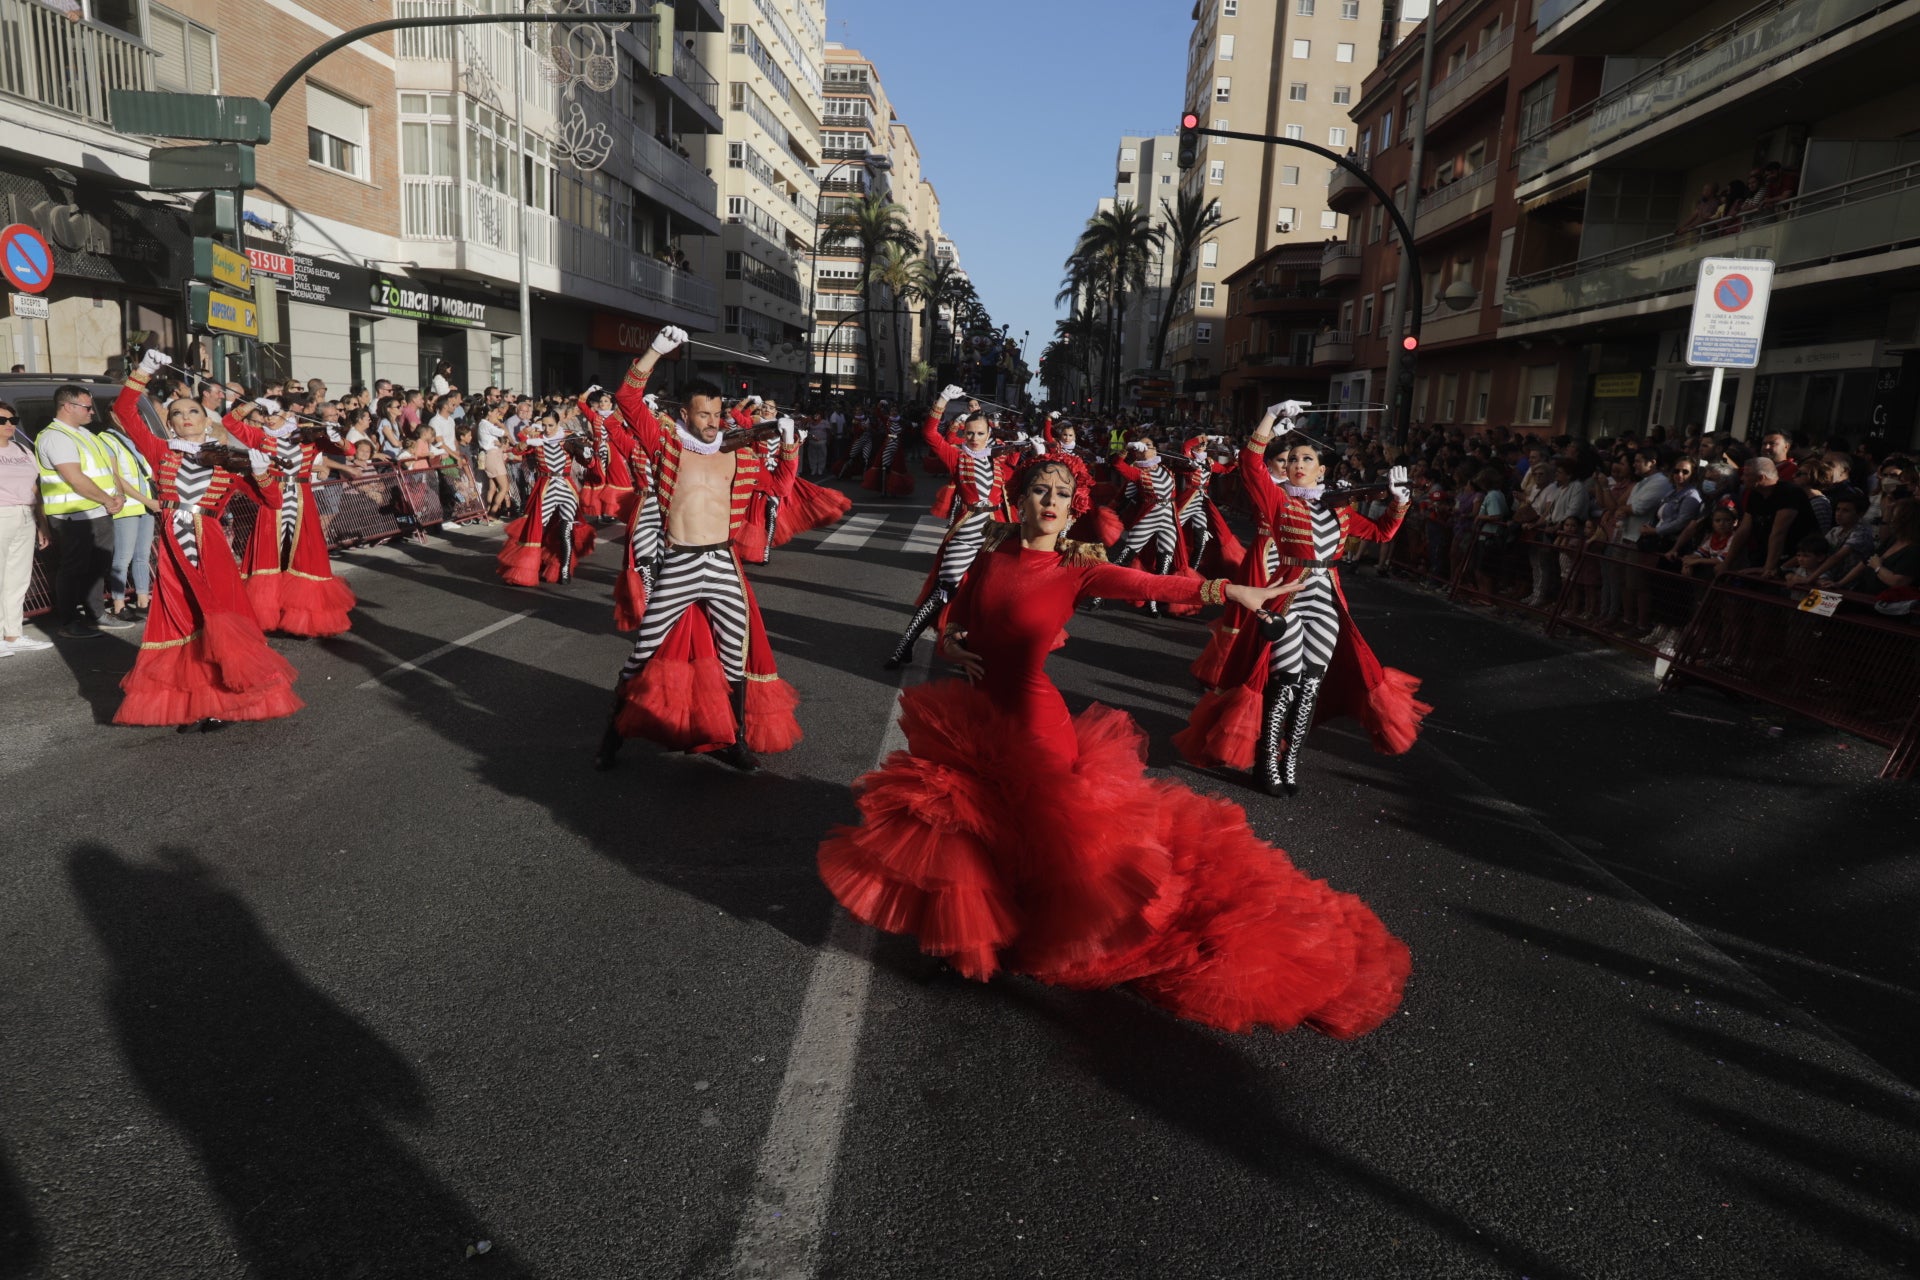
(737, 404), (801, 567)
(222, 407), (356, 637)
(862, 403), (915, 497)
(1094, 434), (1199, 615)
(107, 352), (302, 729)
(496, 418), (594, 587)
(1045, 416), (1123, 546)
(838, 411), (877, 481)
(595, 327), (803, 773)
(1175, 433), (1245, 578)
(613, 393), (665, 631)
(818, 456), (1410, 1037)
(1176, 403), (1426, 796)
(576, 387), (636, 522)
(771, 421), (854, 544)
(884, 387), (1007, 669)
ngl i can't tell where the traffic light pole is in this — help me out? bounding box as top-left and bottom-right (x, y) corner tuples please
(1187, 124), (1424, 444)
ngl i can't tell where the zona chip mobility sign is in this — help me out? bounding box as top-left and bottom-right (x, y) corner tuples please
(1686, 257), (1774, 369)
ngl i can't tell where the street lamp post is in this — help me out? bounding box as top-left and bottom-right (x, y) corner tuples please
(802, 153), (880, 405)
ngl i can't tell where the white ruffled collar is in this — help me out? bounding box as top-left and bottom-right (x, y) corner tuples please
(676, 422), (722, 456)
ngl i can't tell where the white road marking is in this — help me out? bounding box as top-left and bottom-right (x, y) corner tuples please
(356, 609), (537, 689)
(814, 512), (887, 552)
(728, 675), (915, 1279)
(899, 516), (947, 557)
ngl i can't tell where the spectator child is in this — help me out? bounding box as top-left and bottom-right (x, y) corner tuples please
(1682, 504), (1739, 579)
(1782, 535), (1839, 588)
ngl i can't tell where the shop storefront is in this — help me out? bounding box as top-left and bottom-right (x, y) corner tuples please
(1, 164), (188, 376)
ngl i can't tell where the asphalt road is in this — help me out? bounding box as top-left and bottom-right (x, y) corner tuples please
(0, 484), (1914, 1280)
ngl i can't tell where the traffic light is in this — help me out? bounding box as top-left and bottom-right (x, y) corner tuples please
(1402, 335), (1419, 352)
(1178, 112), (1201, 170)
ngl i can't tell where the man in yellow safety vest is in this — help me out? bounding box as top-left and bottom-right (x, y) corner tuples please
(32, 384), (129, 639)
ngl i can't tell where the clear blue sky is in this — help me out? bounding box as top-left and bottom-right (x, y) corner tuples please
(822, 0), (1193, 388)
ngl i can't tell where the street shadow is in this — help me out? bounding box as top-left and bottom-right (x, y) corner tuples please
(68, 844), (533, 1280)
(998, 981), (1587, 1280)
(0, 1136), (39, 1280)
(44, 632), (135, 726)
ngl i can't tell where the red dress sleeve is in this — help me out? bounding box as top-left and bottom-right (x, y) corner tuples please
(1079, 560), (1210, 607)
(221, 411), (267, 452)
(922, 414), (959, 470)
(613, 364), (665, 456)
(1340, 503), (1406, 543)
(111, 381), (168, 467)
(1111, 458), (1145, 485)
(1239, 439), (1283, 523)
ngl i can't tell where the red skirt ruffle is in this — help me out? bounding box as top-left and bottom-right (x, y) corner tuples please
(777, 479), (853, 543)
(246, 570), (355, 637)
(1069, 506), (1124, 547)
(819, 681), (1410, 1037)
(612, 600), (802, 755)
(863, 465), (914, 496)
(116, 610), (304, 726)
(738, 493), (776, 564)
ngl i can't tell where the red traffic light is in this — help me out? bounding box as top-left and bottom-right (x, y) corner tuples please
(1402, 336), (1419, 351)
(1182, 112), (1199, 129)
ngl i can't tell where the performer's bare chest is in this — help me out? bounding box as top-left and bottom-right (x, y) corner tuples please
(667, 450), (735, 545)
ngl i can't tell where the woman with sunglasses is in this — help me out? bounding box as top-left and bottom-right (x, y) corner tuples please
(106, 351), (302, 729)
(0, 400), (54, 654)
(818, 456), (1410, 1039)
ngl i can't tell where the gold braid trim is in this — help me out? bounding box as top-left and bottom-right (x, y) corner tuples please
(1200, 578), (1227, 607)
(1057, 538), (1108, 566)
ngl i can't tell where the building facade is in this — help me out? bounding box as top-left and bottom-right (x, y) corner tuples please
(1164, 0), (1417, 417)
(1219, 243), (1340, 422)
(1502, 0), (1920, 447)
(1321, 0), (1584, 436)
(1114, 132), (1180, 398)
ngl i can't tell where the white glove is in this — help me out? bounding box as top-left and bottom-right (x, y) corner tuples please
(256, 397), (281, 415)
(1030, 438), (1047, 456)
(939, 384), (965, 403)
(584, 384), (602, 398)
(1388, 465), (1410, 504)
(643, 393), (659, 411)
(651, 325), (687, 354)
(745, 395), (764, 409)
(138, 349), (171, 375)
(1268, 400), (1309, 422)
(777, 416), (795, 446)
(1014, 431), (1029, 443)
(1049, 410), (1062, 421)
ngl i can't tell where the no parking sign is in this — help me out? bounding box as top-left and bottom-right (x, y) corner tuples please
(0, 224), (54, 295)
(1685, 257), (1773, 368)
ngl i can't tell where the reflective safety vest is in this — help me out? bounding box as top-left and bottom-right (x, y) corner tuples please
(34, 421), (119, 516)
(99, 430), (155, 518)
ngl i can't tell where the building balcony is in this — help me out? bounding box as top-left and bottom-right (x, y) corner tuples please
(1413, 303), (1486, 347)
(1319, 242), (1363, 283)
(1517, 0), (1920, 191)
(1246, 282), (1333, 312)
(1312, 330), (1355, 366)
(1426, 24), (1512, 129)
(815, 292), (862, 314)
(0, 0), (154, 130)
(1533, 0), (1684, 56)
(667, 40), (724, 133)
(676, 0), (725, 34)
(402, 178), (559, 268)
(629, 130), (722, 234)
(1327, 159), (1371, 210)
(1503, 158), (1920, 331)
(1414, 165), (1496, 244)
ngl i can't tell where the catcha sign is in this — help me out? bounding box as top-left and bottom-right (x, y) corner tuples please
(591, 312), (664, 355)
(240, 242), (521, 334)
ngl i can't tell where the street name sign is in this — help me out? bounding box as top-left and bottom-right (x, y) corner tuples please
(149, 145), (257, 193)
(1686, 257), (1774, 368)
(109, 92), (272, 144)
(193, 238), (254, 291)
(189, 282), (260, 337)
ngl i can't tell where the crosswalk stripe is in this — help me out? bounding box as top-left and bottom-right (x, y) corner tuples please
(899, 516), (947, 556)
(815, 512), (887, 551)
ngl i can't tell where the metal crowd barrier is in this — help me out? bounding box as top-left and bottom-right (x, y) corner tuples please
(22, 456), (493, 622)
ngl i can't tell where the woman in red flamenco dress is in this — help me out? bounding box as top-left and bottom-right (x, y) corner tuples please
(495, 420), (595, 586)
(108, 352), (303, 730)
(222, 411), (356, 636)
(819, 457), (1411, 1038)
(1178, 402), (1427, 796)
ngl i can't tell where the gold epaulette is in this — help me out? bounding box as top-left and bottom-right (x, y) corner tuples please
(1058, 538), (1108, 566)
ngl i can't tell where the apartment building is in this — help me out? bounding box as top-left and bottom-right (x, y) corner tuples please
(1113, 133), (1180, 388)
(0, 0), (730, 394)
(1501, 0), (1920, 447)
(1219, 242), (1339, 421)
(692, 0), (825, 402)
(1163, 0), (1417, 417)
(1321, 0), (1584, 436)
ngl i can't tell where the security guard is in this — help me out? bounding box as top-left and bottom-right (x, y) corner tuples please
(33, 384), (128, 638)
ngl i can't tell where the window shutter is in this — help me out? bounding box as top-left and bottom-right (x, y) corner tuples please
(148, 10), (188, 93)
(306, 84), (367, 145)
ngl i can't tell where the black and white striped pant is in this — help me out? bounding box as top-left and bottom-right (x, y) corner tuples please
(1179, 493), (1209, 532)
(629, 491), (662, 571)
(1116, 505), (1178, 562)
(541, 475), (578, 525)
(621, 544), (750, 683)
(936, 509), (992, 591)
(1269, 575), (1339, 677)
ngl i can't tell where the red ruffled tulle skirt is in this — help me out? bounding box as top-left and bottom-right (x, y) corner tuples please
(1175, 668), (1429, 772)
(1069, 506), (1124, 547)
(818, 681), (1410, 1037)
(863, 464), (915, 496)
(116, 610), (304, 726)
(613, 606), (802, 756)
(245, 570), (355, 637)
(496, 511), (595, 586)
(778, 479), (853, 542)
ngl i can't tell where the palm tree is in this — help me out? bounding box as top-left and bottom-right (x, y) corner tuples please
(1149, 189), (1236, 375)
(1052, 312), (1106, 410)
(912, 257), (973, 369)
(819, 194), (920, 399)
(1054, 255), (1109, 410)
(867, 243), (920, 399)
(1071, 202), (1161, 411)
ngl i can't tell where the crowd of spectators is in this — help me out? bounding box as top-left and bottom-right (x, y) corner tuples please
(1676, 162), (1799, 242)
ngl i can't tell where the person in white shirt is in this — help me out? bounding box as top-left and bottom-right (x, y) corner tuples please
(429, 362), (454, 397)
(427, 394), (459, 453)
(476, 402), (513, 518)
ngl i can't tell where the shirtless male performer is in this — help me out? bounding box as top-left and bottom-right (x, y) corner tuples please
(593, 326), (803, 773)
